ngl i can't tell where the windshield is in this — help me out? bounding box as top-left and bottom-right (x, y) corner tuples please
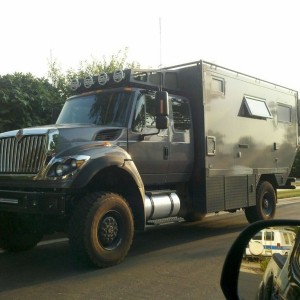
(56, 91), (133, 126)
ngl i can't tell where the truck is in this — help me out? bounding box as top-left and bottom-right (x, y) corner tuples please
(0, 60), (298, 268)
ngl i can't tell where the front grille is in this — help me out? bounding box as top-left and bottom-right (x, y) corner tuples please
(0, 135), (47, 174)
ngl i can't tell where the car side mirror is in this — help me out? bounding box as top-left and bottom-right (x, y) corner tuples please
(155, 91), (169, 130)
(220, 219), (300, 300)
(155, 91), (169, 116)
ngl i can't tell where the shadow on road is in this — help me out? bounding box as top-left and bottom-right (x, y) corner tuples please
(0, 213), (247, 293)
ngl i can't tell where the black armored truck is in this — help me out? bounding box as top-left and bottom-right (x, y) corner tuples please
(0, 60), (298, 267)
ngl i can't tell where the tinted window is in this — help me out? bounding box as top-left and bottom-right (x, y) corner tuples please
(171, 98), (191, 131)
(57, 92), (132, 126)
(132, 93), (156, 132)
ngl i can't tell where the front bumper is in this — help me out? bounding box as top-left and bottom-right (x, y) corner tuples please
(0, 189), (69, 215)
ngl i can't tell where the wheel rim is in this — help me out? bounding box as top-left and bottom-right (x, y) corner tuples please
(98, 210), (123, 250)
(262, 193), (273, 216)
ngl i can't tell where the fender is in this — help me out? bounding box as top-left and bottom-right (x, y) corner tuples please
(70, 145), (144, 193)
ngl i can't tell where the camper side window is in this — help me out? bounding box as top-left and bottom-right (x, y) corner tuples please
(239, 96), (272, 120)
(277, 104), (292, 123)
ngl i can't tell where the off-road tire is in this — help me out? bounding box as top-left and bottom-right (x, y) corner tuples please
(245, 181), (276, 223)
(0, 213), (43, 252)
(68, 192), (134, 268)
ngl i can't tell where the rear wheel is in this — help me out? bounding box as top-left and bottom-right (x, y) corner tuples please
(68, 192), (134, 268)
(245, 181), (276, 223)
(0, 213), (43, 252)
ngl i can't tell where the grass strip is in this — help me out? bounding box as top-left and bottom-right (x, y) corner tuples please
(277, 189), (300, 199)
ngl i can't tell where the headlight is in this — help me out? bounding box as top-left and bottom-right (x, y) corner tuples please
(55, 164), (64, 176)
(47, 155), (90, 178)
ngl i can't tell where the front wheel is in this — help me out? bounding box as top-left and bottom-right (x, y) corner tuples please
(68, 192), (134, 268)
(245, 181), (276, 223)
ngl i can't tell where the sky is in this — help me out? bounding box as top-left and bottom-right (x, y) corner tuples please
(1, 0), (299, 91)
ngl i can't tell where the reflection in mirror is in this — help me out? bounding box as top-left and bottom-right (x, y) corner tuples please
(238, 226), (300, 300)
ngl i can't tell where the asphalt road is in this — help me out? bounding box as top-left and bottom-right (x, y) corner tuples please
(0, 198), (299, 300)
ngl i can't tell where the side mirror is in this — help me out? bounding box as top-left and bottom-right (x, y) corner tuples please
(155, 91), (169, 130)
(221, 219), (300, 300)
(156, 115), (169, 130)
(155, 91), (169, 117)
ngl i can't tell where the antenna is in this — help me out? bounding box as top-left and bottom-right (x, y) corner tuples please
(159, 17), (163, 91)
(159, 17), (162, 69)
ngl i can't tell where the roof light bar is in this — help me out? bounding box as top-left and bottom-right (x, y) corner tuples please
(84, 76), (94, 88)
(68, 68), (181, 95)
(98, 72), (109, 85)
(70, 78), (81, 91)
(69, 70), (127, 93)
(113, 70), (125, 83)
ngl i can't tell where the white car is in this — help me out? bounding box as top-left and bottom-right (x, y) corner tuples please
(245, 227), (295, 257)
(257, 229), (300, 299)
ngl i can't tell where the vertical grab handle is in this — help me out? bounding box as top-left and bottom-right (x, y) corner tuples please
(163, 146), (169, 160)
(206, 136), (216, 156)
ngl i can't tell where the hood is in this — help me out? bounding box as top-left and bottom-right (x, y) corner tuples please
(0, 124), (126, 154)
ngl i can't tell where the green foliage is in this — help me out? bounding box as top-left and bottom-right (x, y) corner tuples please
(0, 47), (139, 133)
(48, 48), (140, 99)
(0, 73), (64, 132)
(260, 257), (271, 272)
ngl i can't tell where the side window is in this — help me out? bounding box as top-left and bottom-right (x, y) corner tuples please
(171, 97), (191, 131)
(145, 95), (156, 128)
(264, 231), (274, 241)
(132, 94), (156, 132)
(283, 233), (290, 244)
(252, 231), (262, 241)
(239, 96), (272, 120)
(278, 104), (292, 123)
(288, 233), (295, 244)
(212, 77), (225, 94)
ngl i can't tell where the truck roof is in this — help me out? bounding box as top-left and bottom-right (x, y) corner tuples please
(69, 60), (298, 97)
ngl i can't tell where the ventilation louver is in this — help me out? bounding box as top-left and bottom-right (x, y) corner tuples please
(95, 129), (122, 141)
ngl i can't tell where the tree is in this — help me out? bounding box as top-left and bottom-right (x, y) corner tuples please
(0, 73), (64, 132)
(47, 48), (140, 99)
(0, 48), (139, 133)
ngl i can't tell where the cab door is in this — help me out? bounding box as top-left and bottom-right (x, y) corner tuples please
(167, 96), (194, 183)
(128, 92), (169, 186)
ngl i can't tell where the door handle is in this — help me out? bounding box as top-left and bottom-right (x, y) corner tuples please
(163, 147), (169, 160)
